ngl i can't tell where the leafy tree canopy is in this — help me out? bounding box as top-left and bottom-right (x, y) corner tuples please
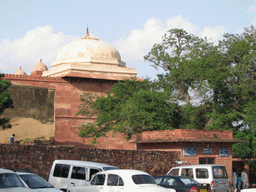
(144, 26), (256, 159)
(145, 26), (256, 133)
(77, 78), (179, 143)
(233, 130), (256, 159)
(0, 74), (13, 127)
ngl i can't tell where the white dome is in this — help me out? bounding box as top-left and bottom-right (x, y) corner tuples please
(56, 37), (121, 61)
(53, 31), (124, 67)
(43, 29), (137, 78)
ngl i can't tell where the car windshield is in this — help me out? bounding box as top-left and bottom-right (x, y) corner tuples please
(0, 173), (25, 188)
(180, 177), (198, 185)
(19, 174), (54, 189)
(132, 174), (156, 185)
(102, 167), (119, 171)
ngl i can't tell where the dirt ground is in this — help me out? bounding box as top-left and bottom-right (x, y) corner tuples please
(0, 117), (55, 144)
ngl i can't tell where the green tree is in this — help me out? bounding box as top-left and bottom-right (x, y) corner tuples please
(144, 29), (221, 130)
(144, 29), (206, 104)
(232, 130), (256, 159)
(77, 79), (179, 143)
(145, 26), (256, 159)
(0, 74), (13, 127)
(205, 26), (256, 132)
(145, 26), (256, 132)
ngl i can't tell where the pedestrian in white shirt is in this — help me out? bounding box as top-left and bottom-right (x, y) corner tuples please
(233, 169), (237, 191)
(241, 169), (249, 189)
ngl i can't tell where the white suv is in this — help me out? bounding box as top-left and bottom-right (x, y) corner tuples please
(48, 160), (118, 192)
(167, 164), (230, 192)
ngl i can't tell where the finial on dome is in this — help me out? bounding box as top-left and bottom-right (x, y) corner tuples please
(40, 58), (42, 62)
(86, 27), (89, 36)
(78, 27), (99, 41)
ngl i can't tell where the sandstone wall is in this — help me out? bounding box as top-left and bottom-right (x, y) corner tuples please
(0, 144), (180, 180)
(3, 85), (55, 123)
(3, 74), (117, 145)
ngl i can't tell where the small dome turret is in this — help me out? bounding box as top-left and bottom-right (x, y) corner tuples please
(33, 59), (48, 72)
(15, 66), (26, 75)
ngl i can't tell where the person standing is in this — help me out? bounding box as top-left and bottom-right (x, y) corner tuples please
(241, 169), (249, 189)
(237, 173), (242, 192)
(10, 134), (15, 144)
(233, 169), (237, 192)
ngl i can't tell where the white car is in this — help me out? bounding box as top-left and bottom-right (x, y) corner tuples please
(67, 169), (176, 192)
(0, 168), (37, 192)
(17, 172), (62, 192)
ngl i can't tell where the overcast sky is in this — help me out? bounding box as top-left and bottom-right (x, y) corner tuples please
(1, 0), (256, 79)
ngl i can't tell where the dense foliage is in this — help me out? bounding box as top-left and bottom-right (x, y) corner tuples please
(77, 26), (256, 158)
(144, 27), (256, 132)
(0, 74), (13, 128)
(77, 79), (179, 143)
(232, 130), (256, 159)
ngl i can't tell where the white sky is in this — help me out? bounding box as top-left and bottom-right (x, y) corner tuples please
(0, 0), (256, 79)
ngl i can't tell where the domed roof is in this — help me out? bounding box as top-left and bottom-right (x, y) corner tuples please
(54, 28), (124, 66)
(43, 28), (137, 78)
(15, 66), (26, 75)
(33, 59), (48, 72)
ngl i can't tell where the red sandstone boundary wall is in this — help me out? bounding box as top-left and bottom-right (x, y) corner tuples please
(139, 129), (233, 140)
(0, 144), (180, 180)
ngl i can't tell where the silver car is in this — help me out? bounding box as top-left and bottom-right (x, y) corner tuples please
(0, 168), (37, 192)
(17, 172), (62, 192)
(167, 164), (229, 192)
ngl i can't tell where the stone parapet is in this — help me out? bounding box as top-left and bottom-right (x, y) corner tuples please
(139, 129), (233, 141)
(2, 74), (65, 82)
(180, 129), (233, 139)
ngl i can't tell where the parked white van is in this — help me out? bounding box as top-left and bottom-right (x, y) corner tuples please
(167, 164), (230, 192)
(48, 160), (119, 192)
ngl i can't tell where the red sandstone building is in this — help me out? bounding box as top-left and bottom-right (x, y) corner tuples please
(2, 30), (245, 185)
